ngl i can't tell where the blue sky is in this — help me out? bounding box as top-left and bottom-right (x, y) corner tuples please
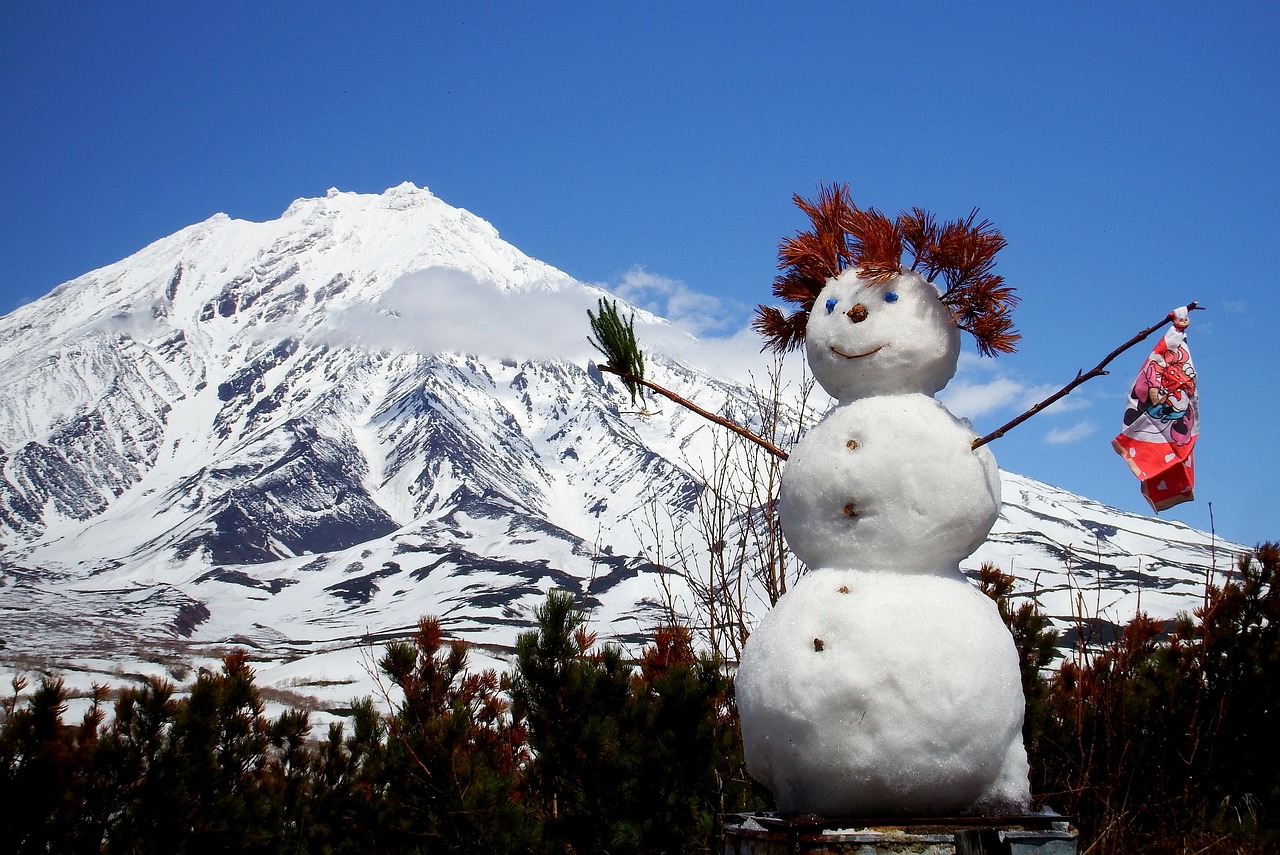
(2, 2), (1277, 551)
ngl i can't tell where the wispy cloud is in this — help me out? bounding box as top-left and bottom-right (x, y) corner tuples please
(300, 264), (783, 386)
(939, 377), (1026, 419)
(940, 354), (1093, 422)
(1043, 420), (1097, 444)
(316, 267), (610, 362)
(609, 266), (740, 337)
(313, 266), (1106, 423)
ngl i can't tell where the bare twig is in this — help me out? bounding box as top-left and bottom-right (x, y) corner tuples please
(628, 354), (813, 661)
(972, 301), (1202, 449)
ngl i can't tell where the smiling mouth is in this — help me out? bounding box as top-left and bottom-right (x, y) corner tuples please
(831, 344), (884, 360)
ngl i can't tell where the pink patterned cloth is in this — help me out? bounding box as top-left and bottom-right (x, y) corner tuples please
(1112, 307), (1198, 511)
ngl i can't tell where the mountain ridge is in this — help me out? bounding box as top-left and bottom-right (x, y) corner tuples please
(0, 183), (1247, 714)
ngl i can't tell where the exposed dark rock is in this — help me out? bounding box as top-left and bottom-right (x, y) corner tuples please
(325, 562), (403, 605)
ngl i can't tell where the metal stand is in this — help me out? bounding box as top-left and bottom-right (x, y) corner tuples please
(723, 813), (1078, 854)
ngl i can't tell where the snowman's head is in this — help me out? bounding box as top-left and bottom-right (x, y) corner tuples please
(805, 268), (959, 402)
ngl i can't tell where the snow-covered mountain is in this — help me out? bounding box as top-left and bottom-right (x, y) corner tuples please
(0, 184), (1246, 713)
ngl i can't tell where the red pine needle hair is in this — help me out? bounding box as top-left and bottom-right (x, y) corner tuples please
(755, 183), (1020, 357)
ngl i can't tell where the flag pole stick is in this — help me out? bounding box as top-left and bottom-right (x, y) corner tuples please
(971, 301), (1202, 450)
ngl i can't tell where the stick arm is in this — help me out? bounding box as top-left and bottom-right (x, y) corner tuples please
(595, 364), (790, 460)
(971, 301), (1202, 450)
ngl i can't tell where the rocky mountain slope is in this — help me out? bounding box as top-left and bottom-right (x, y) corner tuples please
(0, 184), (1245, 713)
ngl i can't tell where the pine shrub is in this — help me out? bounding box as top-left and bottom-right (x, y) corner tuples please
(508, 589), (761, 853)
(373, 616), (538, 853)
(10, 555), (1276, 854)
(1026, 543), (1280, 853)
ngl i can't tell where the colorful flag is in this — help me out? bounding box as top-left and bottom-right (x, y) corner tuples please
(1112, 307), (1198, 511)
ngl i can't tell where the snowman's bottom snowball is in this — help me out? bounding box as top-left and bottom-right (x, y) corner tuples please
(736, 569), (1030, 817)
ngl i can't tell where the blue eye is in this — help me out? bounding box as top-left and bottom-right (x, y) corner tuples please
(825, 299), (838, 314)
(884, 291), (898, 303)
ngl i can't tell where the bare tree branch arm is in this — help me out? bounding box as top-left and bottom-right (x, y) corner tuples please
(596, 364), (790, 460)
(971, 301), (1202, 449)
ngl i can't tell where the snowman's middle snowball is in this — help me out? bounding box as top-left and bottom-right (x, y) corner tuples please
(779, 395), (1001, 574)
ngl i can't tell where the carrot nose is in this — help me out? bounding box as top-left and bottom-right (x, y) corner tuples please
(846, 303), (868, 323)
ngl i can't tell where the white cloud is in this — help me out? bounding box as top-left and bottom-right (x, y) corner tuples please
(673, 324), (813, 388)
(317, 267), (609, 362)
(939, 354), (1094, 422)
(1043, 420), (1097, 444)
(610, 266), (739, 336)
(314, 266), (1113, 427)
(304, 265), (788, 386)
(938, 377), (1026, 419)
(1018, 382), (1093, 415)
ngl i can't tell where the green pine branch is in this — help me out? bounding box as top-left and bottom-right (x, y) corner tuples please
(587, 297), (789, 460)
(588, 297), (647, 405)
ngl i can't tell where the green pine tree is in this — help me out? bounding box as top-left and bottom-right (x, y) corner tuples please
(375, 616), (538, 853)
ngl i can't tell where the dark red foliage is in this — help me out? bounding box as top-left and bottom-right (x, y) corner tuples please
(756, 183), (1020, 356)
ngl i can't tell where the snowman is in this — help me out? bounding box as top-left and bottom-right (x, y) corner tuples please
(737, 186), (1031, 817)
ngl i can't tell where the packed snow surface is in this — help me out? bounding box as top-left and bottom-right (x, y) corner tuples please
(779, 394), (1000, 573)
(737, 569), (1028, 816)
(804, 271), (960, 401)
(739, 265), (1030, 816)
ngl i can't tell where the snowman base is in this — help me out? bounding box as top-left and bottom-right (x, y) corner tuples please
(722, 813), (1078, 854)
(736, 569), (1032, 818)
